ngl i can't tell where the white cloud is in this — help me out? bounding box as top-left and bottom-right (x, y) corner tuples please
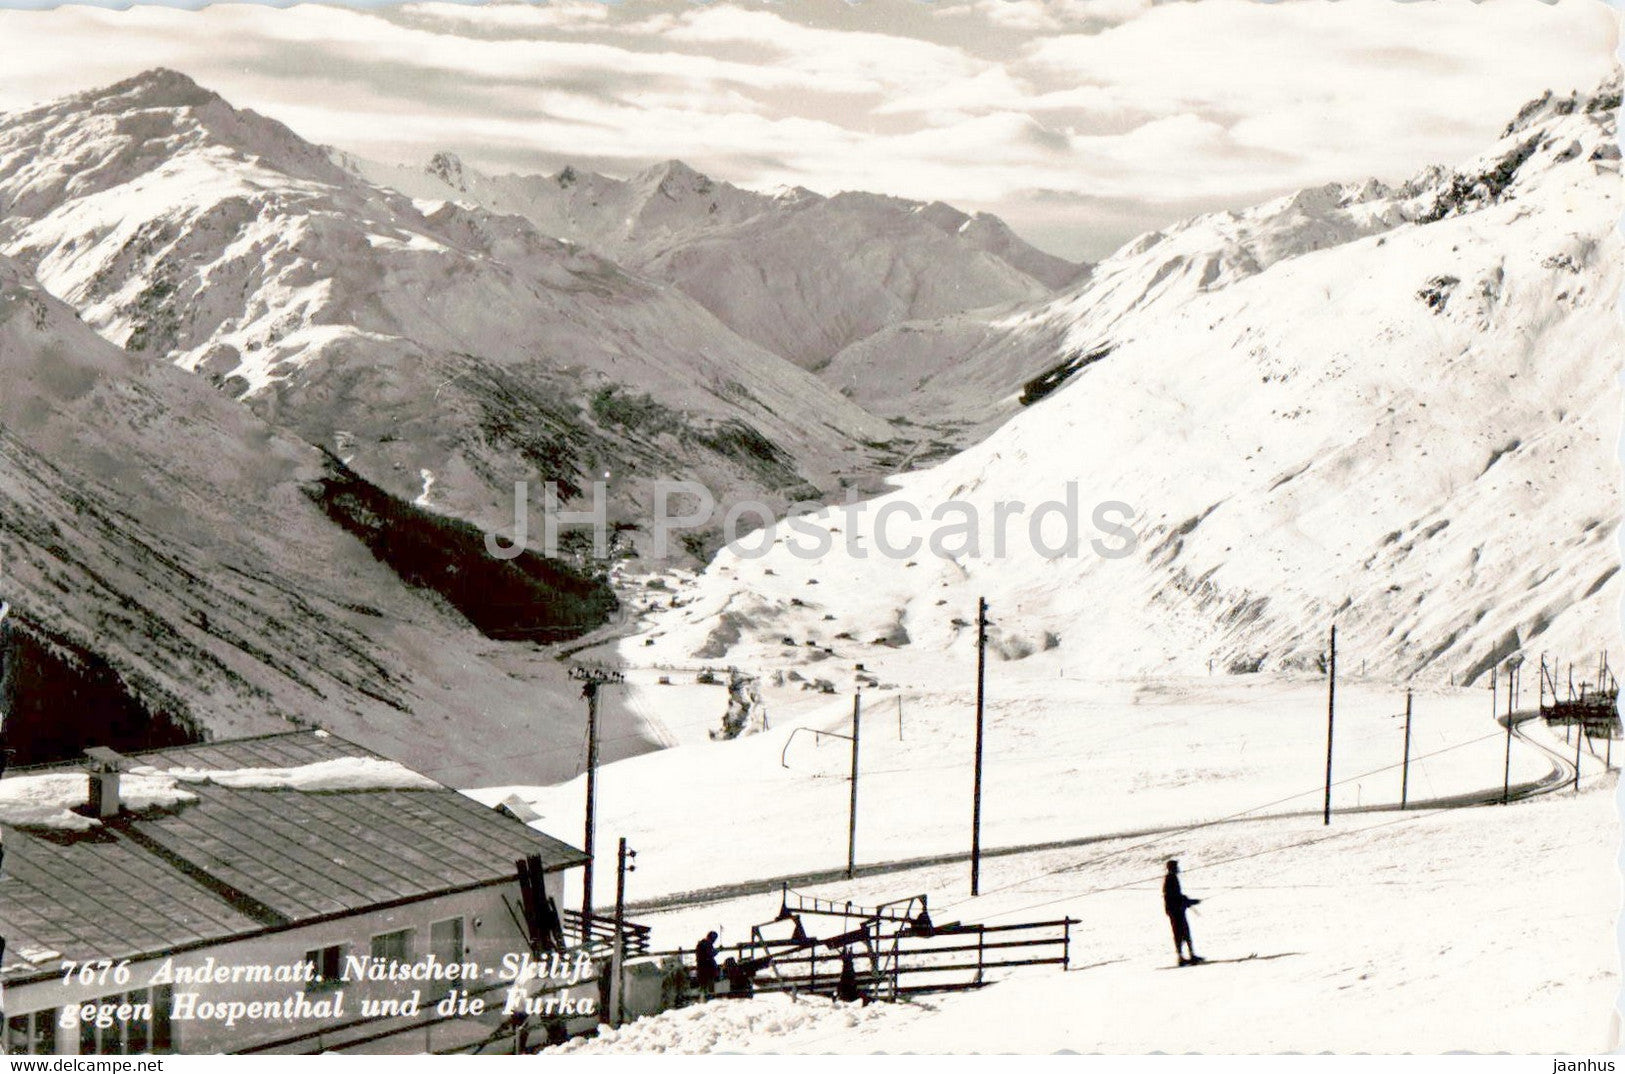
(642, 6), (992, 95)
(401, 0), (614, 32)
(937, 0), (1155, 32)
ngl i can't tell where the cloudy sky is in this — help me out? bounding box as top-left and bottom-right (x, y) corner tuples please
(0, 0), (1616, 259)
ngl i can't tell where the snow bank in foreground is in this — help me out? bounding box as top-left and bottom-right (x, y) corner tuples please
(557, 993), (903, 1054)
(625, 775), (1618, 1054)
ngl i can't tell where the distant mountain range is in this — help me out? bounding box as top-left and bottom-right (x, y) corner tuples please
(344, 151), (1084, 371)
(0, 68), (1085, 766)
(0, 69), (910, 554)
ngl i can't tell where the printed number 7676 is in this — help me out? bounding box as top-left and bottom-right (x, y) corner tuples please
(60, 959), (133, 987)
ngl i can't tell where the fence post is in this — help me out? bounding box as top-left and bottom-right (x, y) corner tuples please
(1063, 918), (1072, 971)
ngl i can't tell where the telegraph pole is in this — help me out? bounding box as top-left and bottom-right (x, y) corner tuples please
(1323, 624), (1337, 826)
(0, 601), (10, 784)
(612, 837), (636, 1026)
(1400, 689), (1413, 809)
(1502, 662), (1515, 805)
(1575, 685), (1584, 792)
(571, 665), (624, 929)
(847, 691), (862, 880)
(971, 597), (989, 894)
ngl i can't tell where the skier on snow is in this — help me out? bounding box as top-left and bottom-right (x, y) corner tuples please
(1163, 860), (1204, 965)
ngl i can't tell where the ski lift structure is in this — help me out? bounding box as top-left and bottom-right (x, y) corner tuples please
(1538, 652), (1620, 736)
(652, 885), (1074, 1003)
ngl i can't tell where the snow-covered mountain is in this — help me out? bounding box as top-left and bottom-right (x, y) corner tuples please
(820, 177), (1409, 430)
(347, 151), (1083, 370)
(0, 251), (641, 782)
(0, 70), (898, 554)
(632, 77), (1624, 686)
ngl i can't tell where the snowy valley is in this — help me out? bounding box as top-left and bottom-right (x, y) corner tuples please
(0, 56), (1617, 1054)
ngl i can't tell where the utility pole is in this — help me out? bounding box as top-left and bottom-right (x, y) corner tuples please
(1502, 661), (1515, 805)
(571, 665), (624, 930)
(898, 694), (904, 741)
(1323, 624), (1336, 826)
(0, 600), (10, 785)
(1575, 687), (1584, 793)
(972, 597), (990, 894)
(1401, 689), (1413, 810)
(612, 837), (636, 1026)
(847, 691), (862, 880)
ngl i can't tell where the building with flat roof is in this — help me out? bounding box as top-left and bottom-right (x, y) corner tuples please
(0, 730), (591, 1055)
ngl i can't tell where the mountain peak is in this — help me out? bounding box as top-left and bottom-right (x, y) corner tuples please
(649, 159), (703, 180)
(427, 150), (468, 190)
(91, 68), (220, 111)
(632, 159), (715, 196)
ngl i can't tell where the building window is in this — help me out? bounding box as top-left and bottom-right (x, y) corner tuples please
(371, 927), (413, 965)
(303, 943), (344, 989)
(6, 1009), (57, 1055)
(58, 987), (167, 1056)
(430, 917), (464, 964)
(150, 984), (173, 1054)
(429, 917), (464, 998)
(123, 991), (149, 1054)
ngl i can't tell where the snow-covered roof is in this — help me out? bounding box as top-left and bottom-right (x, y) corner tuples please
(0, 730), (587, 983)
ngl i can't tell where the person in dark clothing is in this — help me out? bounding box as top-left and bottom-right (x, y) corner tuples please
(694, 931), (720, 999)
(722, 957), (754, 997)
(836, 951), (862, 1003)
(1163, 860), (1203, 965)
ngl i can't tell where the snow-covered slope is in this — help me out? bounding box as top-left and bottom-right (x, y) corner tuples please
(0, 252), (647, 782)
(348, 152), (1082, 370)
(821, 177), (1406, 428)
(824, 87), (1620, 433)
(485, 664), (1616, 1052)
(566, 786), (1616, 1052)
(632, 78), (1624, 686)
(0, 70), (897, 553)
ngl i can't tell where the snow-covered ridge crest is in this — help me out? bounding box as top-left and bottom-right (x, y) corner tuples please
(821, 71), (1621, 425)
(344, 146), (1085, 370)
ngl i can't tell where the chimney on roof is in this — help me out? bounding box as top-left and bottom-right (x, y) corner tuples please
(85, 747), (127, 818)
